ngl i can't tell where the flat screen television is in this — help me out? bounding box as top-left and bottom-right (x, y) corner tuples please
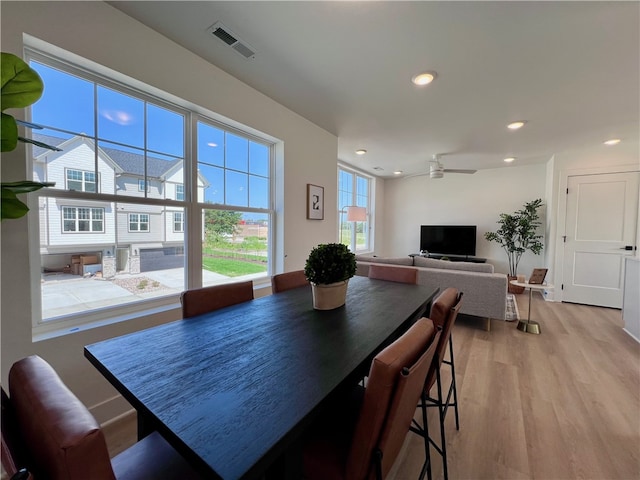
(420, 225), (477, 257)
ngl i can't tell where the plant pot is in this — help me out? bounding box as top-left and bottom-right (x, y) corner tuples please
(508, 275), (525, 294)
(311, 280), (349, 310)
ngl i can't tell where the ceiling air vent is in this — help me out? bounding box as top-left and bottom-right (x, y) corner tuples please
(207, 22), (256, 59)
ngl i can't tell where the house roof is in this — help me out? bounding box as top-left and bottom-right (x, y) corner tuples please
(32, 133), (182, 179)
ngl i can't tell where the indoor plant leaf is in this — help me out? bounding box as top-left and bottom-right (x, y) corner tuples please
(1, 187), (30, 219)
(1, 112), (18, 151)
(0, 181), (55, 221)
(1, 52), (44, 111)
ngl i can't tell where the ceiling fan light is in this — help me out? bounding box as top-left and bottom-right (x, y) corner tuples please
(411, 72), (437, 86)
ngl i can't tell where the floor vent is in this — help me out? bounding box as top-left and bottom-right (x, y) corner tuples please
(207, 22), (256, 59)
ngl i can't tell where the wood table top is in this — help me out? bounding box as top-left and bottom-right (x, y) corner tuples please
(85, 276), (438, 479)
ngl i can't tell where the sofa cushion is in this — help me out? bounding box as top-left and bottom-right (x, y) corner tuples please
(413, 256), (494, 273)
(354, 255), (414, 266)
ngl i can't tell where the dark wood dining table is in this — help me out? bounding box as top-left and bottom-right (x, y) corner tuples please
(84, 276), (439, 480)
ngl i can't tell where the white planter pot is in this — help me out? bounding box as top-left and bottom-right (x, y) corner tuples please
(311, 279), (349, 310)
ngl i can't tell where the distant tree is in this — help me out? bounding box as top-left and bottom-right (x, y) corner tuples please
(205, 210), (242, 241)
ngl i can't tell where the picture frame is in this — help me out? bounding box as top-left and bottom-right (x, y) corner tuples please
(528, 268), (548, 285)
(307, 184), (324, 220)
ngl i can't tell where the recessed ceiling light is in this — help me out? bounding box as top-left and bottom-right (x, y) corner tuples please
(355, 149), (367, 155)
(393, 171), (403, 175)
(603, 138), (621, 145)
(372, 167), (383, 171)
(507, 121), (526, 130)
(504, 157), (516, 163)
(207, 142), (218, 147)
(411, 71), (437, 86)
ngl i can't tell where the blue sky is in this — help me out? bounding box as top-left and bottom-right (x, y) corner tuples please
(31, 61), (269, 211)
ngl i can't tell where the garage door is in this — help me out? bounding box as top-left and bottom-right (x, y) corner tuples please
(140, 247), (184, 272)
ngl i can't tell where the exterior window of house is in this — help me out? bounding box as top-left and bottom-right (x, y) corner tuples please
(338, 166), (372, 253)
(66, 169), (96, 192)
(26, 47), (275, 333)
(62, 207), (104, 233)
(173, 212), (184, 232)
(129, 214), (150, 232)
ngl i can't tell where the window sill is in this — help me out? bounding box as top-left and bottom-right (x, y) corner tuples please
(33, 299), (181, 342)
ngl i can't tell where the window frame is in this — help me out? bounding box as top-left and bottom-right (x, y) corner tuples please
(338, 164), (373, 254)
(25, 46), (277, 338)
(173, 211), (184, 232)
(65, 168), (98, 193)
(175, 184), (184, 201)
(128, 213), (150, 232)
(62, 206), (105, 233)
(138, 179), (150, 192)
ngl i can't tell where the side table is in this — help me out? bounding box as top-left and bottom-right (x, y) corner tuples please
(509, 281), (554, 335)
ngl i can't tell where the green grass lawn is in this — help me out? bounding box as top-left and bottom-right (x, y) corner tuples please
(203, 256), (267, 277)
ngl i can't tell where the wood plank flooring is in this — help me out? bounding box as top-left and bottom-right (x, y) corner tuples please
(104, 293), (640, 479)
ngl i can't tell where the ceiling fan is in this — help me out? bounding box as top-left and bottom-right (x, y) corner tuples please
(427, 154), (477, 179)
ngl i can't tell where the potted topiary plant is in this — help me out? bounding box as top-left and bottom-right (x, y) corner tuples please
(485, 199), (544, 293)
(304, 243), (357, 310)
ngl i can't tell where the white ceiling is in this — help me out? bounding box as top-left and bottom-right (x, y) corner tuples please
(109, 1), (639, 177)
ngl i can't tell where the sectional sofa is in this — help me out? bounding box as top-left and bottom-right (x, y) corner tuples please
(355, 255), (508, 328)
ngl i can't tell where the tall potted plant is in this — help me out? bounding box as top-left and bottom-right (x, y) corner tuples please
(485, 199), (544, 293)
(304, 243), (356, 310)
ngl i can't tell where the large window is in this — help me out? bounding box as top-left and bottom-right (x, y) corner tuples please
(62, 207), (104, 233)
(28, 48), (274, 331)
(338, 167), (372, 253)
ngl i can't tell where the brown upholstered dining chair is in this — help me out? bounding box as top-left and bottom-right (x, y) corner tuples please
(271, 270), (309, 293)
(180, 280), (254, 318)
(303, 318), (441, 480)
(368, 264), (418, 284)
(3, 355), (202, 479)
(410, 287), (463, 480)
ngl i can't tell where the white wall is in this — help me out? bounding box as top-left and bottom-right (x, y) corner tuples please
(1, 1), (338, 422)
(382, 164), (548, 277)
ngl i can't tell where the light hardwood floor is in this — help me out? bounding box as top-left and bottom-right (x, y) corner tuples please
(104, 293), (640, 479)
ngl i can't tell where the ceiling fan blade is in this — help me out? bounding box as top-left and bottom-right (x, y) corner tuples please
(443, 169), (477, 174)
(403, 172), (431, 179)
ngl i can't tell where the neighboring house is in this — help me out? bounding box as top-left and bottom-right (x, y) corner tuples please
(33, 134), (208, 276)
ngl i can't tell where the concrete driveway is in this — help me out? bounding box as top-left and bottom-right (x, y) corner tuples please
(40, 268), (253, 319)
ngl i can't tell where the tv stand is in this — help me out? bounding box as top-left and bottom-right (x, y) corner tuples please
(409, 253), (487, 263)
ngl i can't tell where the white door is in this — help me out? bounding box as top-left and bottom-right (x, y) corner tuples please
(562, 172), (639, 308)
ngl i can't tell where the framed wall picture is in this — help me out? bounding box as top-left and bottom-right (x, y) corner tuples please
(307, 184), (324, 220)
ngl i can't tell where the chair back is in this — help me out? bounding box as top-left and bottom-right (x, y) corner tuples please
(181, 280), (254, 318)
(271, 270), (309, 293)
(425, 288), (463, 390)
(368, 264), (418, 284)
(346, 318), (441, 480)
(8, 355), (116, 480)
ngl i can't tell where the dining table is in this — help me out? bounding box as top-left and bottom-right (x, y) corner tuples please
(84, 276), (439, 479)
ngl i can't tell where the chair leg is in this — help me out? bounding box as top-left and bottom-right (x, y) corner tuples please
(418, 390), (432, 480)
(448, 335), (460, 431)
(435, 368), (449, 480)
